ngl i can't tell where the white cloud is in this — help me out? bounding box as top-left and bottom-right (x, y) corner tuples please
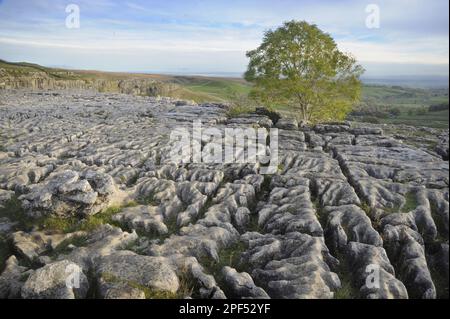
(0, 0), (448, 76)
(338, 39), (449, 65)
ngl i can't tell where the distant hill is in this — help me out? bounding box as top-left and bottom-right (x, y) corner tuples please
(0, 59), (250, 103)
(362, 76), (449, 89)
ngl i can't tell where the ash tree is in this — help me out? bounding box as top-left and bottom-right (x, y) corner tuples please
(245, 21), (364, 123)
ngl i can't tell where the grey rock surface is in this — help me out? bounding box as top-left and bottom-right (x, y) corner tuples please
(0, 90), (448, 299)
(21, 260), (88, 299)
(95, 251), (180, 297)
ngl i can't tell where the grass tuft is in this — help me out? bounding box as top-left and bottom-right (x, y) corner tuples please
(402, 192), (419, 213)
(200, 241), (247, 277)
(50, 235), (89, 258)
(227, 105), (255, 118)
(100, 270), (195, 299)
(37, 201), (138, 234)
(333, 254), (360, 299)
(0, 196), (30, 230)
(137, 193), (161, 206)
(0, 235), (11, 273)
(226, 93), (256, 118)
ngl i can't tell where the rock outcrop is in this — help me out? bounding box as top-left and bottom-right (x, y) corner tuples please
(0, 90), (448, 299)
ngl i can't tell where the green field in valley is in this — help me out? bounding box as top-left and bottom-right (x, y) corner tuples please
(350, 85), (449, 129)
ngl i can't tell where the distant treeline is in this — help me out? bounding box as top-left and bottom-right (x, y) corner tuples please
(429, 102), (449, 112)
(348, 100), (449, 125)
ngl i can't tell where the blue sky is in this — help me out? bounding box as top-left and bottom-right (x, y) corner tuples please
(0, 0), (448, 77)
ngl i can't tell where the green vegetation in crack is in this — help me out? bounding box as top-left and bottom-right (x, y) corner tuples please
(125, 173), (140, 187)
(313, 198), (328, 227)
(401, 192), (419, 213)
(381, 192), (419, 215)
(430, 201), (449, 243)
(0, 196), (31, 231)
(277, 164), (285, 174)
(333, 253), (360, 299)
(359, 201), (384, 232)
(247, 213), (261, 233)
(0, 235), (12, 274)
(226, 104), (255, 118)
(199, 241), (261, 299)
(36, 202), (138, 234)
(99, 271), (195, 299)
(200, 241), (248, 282)
(194, 197), (215, 224)
(426, 248), (449, 299)
(50, 234), (89, 259)
(246, 175), (272, 232)
(137, 193), (161, 206)
(164, 214), (179, 237)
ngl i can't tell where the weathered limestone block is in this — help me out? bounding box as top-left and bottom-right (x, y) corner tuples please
(346, 242), (408, 299)
(96, 251), (179, 298)
(259, 185), (323, 236)
(323, 205), (382, 252)
(112, 205), (168, 236)
(136, 178), (209, 225)
(0, 256), (33, 299)
(11, 231), (87, 262)
(200, 183), (256, 230)
(0, 217), (17, 236)
(59, 225), (138, 271)
(276, 118), (298, 130)
(427, 189), (449, 239)
(382, 225), (436, 299)
(313, 178), (361, 207)
(149, 223), (239, 262)
(241, 232), (340, 299)
(19, 170), (120, 218)
(221, 266), (270, 299)
(169, 255), (226, 299)
(314, 124), (351, 134)
(21, 260), (88, 299)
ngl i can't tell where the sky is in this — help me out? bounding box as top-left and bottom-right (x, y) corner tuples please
(0, 0), (448, 78)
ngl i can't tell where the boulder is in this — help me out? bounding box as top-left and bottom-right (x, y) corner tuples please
(21, 260), (89, 299)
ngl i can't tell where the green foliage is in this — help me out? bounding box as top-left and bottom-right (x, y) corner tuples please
(0, 196), (33, 230)
(402, 192), (419, 213)
(175, 77), (252, 103)
(226, 93), (257, 118)
(39, 216), (79, 233)
(50, 235), (89, 257)
(79, 206), (123, 232)
(137, 193), (161, 206)
(0, 235), (11, 273)
(334, 269), (359, 299)
(38, 202), (138, 234)
(200, 242), (247, 277)
(100, 270), (195, 299)
(245, 20), (364, 123)
(415, 107), (428, 116)
(332, 252), (360, 299)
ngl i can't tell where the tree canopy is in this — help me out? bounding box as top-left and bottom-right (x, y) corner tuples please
(245, 21), (364, 123)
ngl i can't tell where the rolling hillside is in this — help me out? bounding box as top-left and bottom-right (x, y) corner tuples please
(1, 59), (448, 128)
